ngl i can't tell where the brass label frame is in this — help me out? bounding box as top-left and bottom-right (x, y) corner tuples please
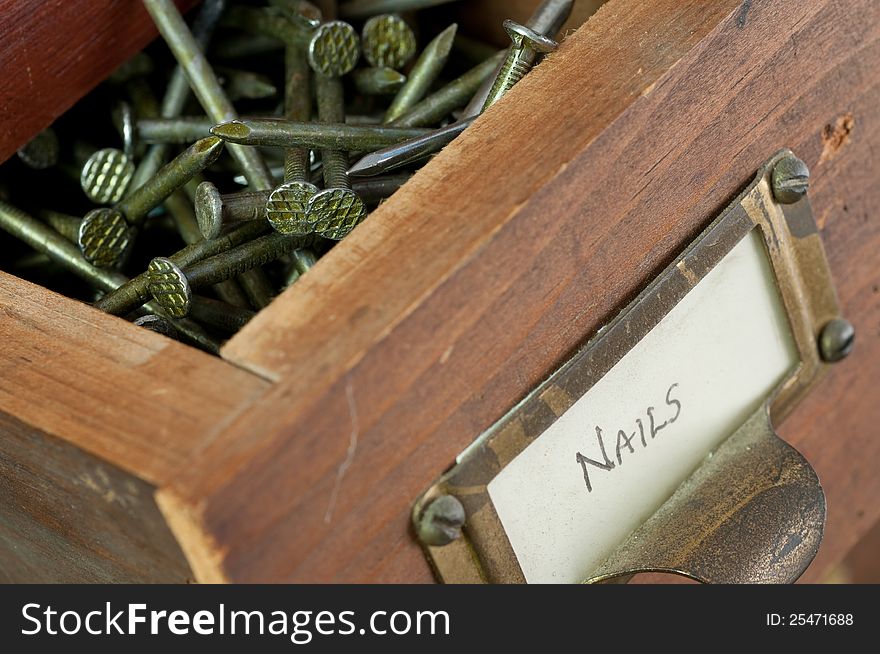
(413, 150), (842, 584)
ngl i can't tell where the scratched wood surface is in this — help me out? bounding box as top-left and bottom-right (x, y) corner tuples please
(0, 0), (197, 165)
(155, 0), (880, 582)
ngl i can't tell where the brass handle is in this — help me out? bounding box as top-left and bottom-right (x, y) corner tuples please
(586, 407), (825, 584)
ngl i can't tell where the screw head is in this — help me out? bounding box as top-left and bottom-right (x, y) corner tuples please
(78, 208), (135, 268)
(148, 257), (192, 318)
(308, 21), (360, 77)
(362, 14), (417, 70)
(503, 19), (558, 53)
(267, 181), (319, 235)
(819, 318), (855, 363)
(772, 155), (810, 204)
(80, 148), (135, 205)
(307, 188), (367, 240)
(416, 495), (466, 547)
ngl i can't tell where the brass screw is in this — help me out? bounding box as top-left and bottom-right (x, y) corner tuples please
(463, 0), (574, 118)
(78, 136), (225, 267)
(819, 319), (855, 363)
(415, 495), (466, 547)
(482, 20), (558, 112)
(307, 21), (368, 240)
(361, 14), (417, 70)
(772, 155), (811, 204)
(148, 232), (316, 317)
(384, 23), (457, 123)
(142, 0), (274, 190)
(80, 148), (136, 204)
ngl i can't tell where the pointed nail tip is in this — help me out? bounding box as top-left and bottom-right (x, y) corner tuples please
(347, 159), (381, 177)
(432, 23), (458, 51)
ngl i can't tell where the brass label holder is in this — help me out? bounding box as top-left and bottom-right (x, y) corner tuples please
(413, 150), (845, 584)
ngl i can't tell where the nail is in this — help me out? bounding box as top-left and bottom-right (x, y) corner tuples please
(308, 21), (368, 240)
(188, 295), (257, 332)
(216, 67), (279, 101)
(80, 148), (136, 204)
(132, 0), (231, 191)
(133, 314), (223, 354)
(223, 4), (314, 46)
(198, 174), (410, 238)
(352, 67), (407, 95)
(95, 219), (270, 316)
(0, 201), (128, 292)
(384, 23), (457, 123)
(17, 128), (60, 170)
(340, 0), (458, 20)
(282, 247), (318, 288)
(39, 210), (82, 243)
(138, 117), (217, 144)
(481, 20), (558, 112)
(163, 188), (204, 245)
(212, 119), (431, 151)
(361, 14), (416, 70)
(78, 137), (225, 267)
(348, 116), (474, 176)
(269, 0), (323, 29)
(389, 50), (505, 128)
(265, 27), (321, 236)
(0, 201), (222, 352)
(148, 232), (316, 316)
(142, 0), (274, 190)
(452, 33), (499, 67)
(211, 33), (284, 60)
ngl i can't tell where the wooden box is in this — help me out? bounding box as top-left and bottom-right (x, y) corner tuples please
(0, 0), (878, 583)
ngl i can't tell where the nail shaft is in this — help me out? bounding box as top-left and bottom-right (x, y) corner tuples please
(95, 220), (270, 315)
(142, 0), (274, 190)
(352, 67), (407, 96)
(385, 23), (457, 123)
(348, 117), (473, 176)
(212, 119), (430, 151)
(389, 50), (505, 128)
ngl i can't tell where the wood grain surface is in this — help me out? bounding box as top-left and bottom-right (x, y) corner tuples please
(0, 412), (192, 582)
(0, 273), (270, 486)
(0, 0), (197, 165)
(0, 0), (877, 584)
(158, 0), (880, 582)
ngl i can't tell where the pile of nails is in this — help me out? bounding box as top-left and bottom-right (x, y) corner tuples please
(0, 0), (571, 355)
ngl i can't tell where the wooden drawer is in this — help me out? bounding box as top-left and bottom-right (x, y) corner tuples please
(0, 0), (878, 583)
